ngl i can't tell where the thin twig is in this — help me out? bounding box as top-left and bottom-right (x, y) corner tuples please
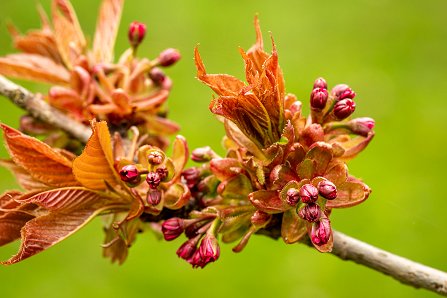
(1, 75), (447, 296)
(331, 231), (447, 296)
(0, 75), (91, 143)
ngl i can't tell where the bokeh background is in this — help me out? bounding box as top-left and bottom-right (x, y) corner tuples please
(0, 0), (446, 297)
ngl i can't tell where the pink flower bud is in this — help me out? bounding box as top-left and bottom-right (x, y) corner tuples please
(311, 217), (331, 246)
(188, 249), (205, 268)
(331, 84), (350, 100)
(128, 21), (146, 48)
(156, 166), (168, 181)
(148, 67), (172, 90)
(313, 77), (327, 89)
(191, 146), (216, 162)
(198, 234), (220, 266)
(318, 179), (337, 200)
(286, 188), (300, 206)
(146, 172), (161, 189)
(177, 237), (199, 260)
(299, 184), (319, 203)
(146, 189), (162, 205)
(298, 203), (321, 222)
(251, 210), (271, 227)
(182, 168), (200, 189)
(147, 151), (164, 165)
(333, 98), (356, 120)
(158, 48), (181, 67)
(162, 217), (185, 241)
(119, 164), (141, 184)
(310, 88), (328, 110)
(288, 101), (302, 115)
(348, 117), (375, 136)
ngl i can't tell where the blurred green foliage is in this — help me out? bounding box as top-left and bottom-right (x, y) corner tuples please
(0, 0), (446, 297)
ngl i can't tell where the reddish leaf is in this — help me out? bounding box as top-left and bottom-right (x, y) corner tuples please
(306, 142), (333, 176)
(52, 0), (86, 68)
(326, 177), (371, 208)
(194, 46), (245, 96)
(73, 121), (120, 190)
(18, 187), (110, 212)
(210, 158), (244, 181)
(224, 120), (266, 161)
(0, 54), (70, 84)
(248, 190), (289, 214)
(0, 159), (49, 191)
(1, 207), (104, 265)
(1, 124), (78, 187)
(269, 164), (297, 189)
(281, 209), (307, 244)
(296, 159), (315, 180)
(324, 161), (348, 186)
(92, 0), (124, 63)
(341, 133), (375, 160)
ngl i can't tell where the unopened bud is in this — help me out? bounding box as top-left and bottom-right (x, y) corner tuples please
(158, 48), (181, 67)
(128, 21), (146, 49)
(310, 88), (328, 110)
(148, 67), (172, 89)
(146, 189), (162, 205)
(331, 84), (349, 100)
(182, 168), (201, 189)
(299, 184), (319, 203)
(298, 203), (321, 222)
(177, 237), (199, 260)
(311, 217), (331, 246)
(146, 171), (161, 189)
(313, 77), (327, 89)
(318, 179), (337, 200)
(333, 98), (356, 120)
(148, 151), (164, 165)
(191, 146), (216, 163)
(119, 164), (141, 184)
(156, 166), (168, 181)
(162, 217), (184, 241)
(348, 117), (375, 137)
(199, 234), (220, 266)
(286, 188), (300, 206)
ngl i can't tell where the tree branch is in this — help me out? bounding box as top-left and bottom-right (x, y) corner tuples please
(1, 75), (446, 296)
(0, 75), (91, 143)
(331, 231), (447, 296)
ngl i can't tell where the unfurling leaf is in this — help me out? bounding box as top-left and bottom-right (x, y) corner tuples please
(92, 0), (124, 63)
(1, 124), (78, 187)
(73, 121), (120, 190)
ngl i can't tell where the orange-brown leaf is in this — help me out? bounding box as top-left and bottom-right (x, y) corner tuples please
(0, 191), (37, 246)
(0, 54), (70, 84)
(169, 135), (189, 184)
(1, 124), (78, 187)
(18, 187), (108, 212)
(93, 0), (124, 63)
(52, 0), (86, 68)
(0, 159), (49, 191)
(1, 207), (102, 265)
(73, 121), (120, 190)
(194, 46), (245, 96)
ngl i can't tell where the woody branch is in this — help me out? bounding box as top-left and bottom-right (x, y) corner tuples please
(0, 75), (446, 296)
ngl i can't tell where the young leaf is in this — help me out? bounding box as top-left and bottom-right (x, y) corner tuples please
(2, 207), (105, 265)
(0, 54), (70, 84)
(1, 124), (78, 187)
(73, 121), (120, 190)
(92, 0), (124, 63)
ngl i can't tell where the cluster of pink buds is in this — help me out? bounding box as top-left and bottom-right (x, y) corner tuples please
(118, 148), (171, 206)
(310, 78), (358, 124)
(161, 213), (220, 268)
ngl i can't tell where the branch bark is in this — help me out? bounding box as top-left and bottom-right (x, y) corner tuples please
(331, 231), (447, 296)
(0, 76), (91, 143)
(1, 75), (446, 296)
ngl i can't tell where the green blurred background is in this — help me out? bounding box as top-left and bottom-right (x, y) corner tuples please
(1, 0), (446, 297)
